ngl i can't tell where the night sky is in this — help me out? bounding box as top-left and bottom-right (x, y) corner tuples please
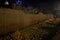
(0, 0), (58, 9)
(0, 0), (55, 5)
(23, 0), (53, 6)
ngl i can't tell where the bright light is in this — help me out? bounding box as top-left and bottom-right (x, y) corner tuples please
(5, 1), (9, 5)
(16, 0), (22, 5)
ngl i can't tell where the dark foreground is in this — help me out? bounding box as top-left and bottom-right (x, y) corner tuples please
(0, 8), (60, 40)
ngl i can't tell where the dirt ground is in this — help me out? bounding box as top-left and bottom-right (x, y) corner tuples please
(0, 8), (60, 40)
(0, 8), (48, 35)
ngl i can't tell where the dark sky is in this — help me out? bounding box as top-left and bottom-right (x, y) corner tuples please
(0, 0), (54, 4)
(0, 0), (58, 8)
(23, 0), (53, 5)
(22, 0), (54, 8)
